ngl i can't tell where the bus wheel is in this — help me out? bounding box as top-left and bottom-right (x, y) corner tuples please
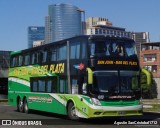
(67, 102), (79, 120)
(17, 99), (23, 112)
(23, 99), (29, 113)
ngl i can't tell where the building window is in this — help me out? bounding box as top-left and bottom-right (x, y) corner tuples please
(99, 29), (102, 34)
(95, 29), (98, 34)
(103, 29), (106, 34)
(153, 46), (159, 50)
(143, 54), (156, 62)
(144, 65), (157, 73)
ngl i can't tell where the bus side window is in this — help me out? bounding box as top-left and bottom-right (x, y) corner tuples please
(57, 45), (67, 60)
(11, 56), (18, 67)
(32, 81), (38, 92)
(46, 77), (58, 93)
(38, 80), (45, 92)
(31, 52), (40, 64)
(59, 79), (68, 93)
(18, 55), (23, 66)
(59, 80), (65, 93)
(81, 41), (86, 59)
(31, 53), (35, 64)
(41, 50), (48, 63)
(70, 42), (80, 59)
(72, 79), (78, 94)
(50, 47), (57, 61)
(24, 54), (30, 65)
(46, 80), (52, 93)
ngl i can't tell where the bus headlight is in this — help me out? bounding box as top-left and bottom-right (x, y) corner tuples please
(90, 98), (101, 105)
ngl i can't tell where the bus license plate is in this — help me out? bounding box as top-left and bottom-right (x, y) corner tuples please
(118, 111), (126, 116)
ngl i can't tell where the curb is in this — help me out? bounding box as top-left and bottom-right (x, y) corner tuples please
(144, 111), (160, 115)
(0, 99), (8, 102)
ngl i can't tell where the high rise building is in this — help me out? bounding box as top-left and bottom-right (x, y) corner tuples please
(45, 16), (53, 44)
(132, 32), (150, 58)
(86, 25), (132, 38)
(28, 26), (45, 48)
(45, 3), (82, 43)
(86, 17), (112, 29)
(86, 17), (132, 39)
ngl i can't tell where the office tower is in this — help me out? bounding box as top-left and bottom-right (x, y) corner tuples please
(86, 17), (132, 39)
(45, 16), (53, 44)
(132, 32), (150, 58)
(86, 17), (112, 29)
(28, 26), (45, 48)
(45, 3), (82, 43)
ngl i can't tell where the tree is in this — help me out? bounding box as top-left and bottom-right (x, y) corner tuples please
(141, 68), (152, 98)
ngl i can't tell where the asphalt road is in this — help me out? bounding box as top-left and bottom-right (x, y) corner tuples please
(0, 103), (159, 128)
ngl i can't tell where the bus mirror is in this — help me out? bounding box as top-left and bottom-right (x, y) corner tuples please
(141, 68), (151, 86)
(86, 68), (93, 84)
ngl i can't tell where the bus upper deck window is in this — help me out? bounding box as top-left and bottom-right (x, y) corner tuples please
(125, 43), (136, 56)
(24, 54), (30, 65)
(42, 50), (47, 63)
(90, 43), (95, 56)
(18, 55), (23, 66)
(11, 57), (17, 67)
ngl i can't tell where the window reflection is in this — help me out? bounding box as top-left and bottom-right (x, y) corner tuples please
(90, 40), (137, 57)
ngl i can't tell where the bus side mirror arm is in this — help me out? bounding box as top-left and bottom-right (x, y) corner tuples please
(86, 68), (93, 84)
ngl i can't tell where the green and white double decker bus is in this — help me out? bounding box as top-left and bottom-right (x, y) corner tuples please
(8, 35), (142, 119)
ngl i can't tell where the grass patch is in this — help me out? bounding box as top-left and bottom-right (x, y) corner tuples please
(142, 99), (160, 103)
(143, 104), (160, 112)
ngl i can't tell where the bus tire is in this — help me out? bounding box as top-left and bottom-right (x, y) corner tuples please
(67, 102), (79, 120)
(23, 98), (29, 113)
(17, 98), (23, 112)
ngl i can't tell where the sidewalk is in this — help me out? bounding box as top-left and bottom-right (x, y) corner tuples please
(142, 99), (160, 113)
(0, 94), (8, 102)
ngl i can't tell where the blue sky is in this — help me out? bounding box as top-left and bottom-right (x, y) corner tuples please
(0, 0), (160, 51)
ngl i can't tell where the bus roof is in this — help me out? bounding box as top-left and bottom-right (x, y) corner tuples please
(10, 50), (22, 55)
(11, 35), (133, 55)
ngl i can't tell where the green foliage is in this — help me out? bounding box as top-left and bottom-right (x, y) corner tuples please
(140, 68), (152, 98)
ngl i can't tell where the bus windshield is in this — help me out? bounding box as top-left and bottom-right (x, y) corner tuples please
(90, 39), (137, 58)
(91, 71), (140, 99)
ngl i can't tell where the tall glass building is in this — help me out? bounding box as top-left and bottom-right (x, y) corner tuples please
(45, 3), (82, 43)
(28, 26), (45, 48)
